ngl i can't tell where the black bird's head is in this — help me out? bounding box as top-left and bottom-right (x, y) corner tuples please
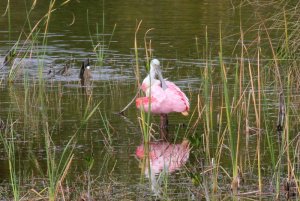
(79, 58), (90, 79)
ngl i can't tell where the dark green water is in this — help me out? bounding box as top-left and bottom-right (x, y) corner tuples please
(0, 0), (298, 200)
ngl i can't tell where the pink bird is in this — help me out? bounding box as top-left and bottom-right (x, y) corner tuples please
(136, 59), (189, 116)
(136, 139), (190, 175)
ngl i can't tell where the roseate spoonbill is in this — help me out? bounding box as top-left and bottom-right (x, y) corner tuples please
(136, 59), (189, 115)
(136, 59), (189, 139)
(79, 58), (92, 86)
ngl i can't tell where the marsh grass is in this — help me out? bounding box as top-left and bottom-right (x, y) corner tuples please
(184, 2), (300, 198)
(0, 118), (20, 201)
(4, 0), (71, 83)
(1, 1), (105, 199)
(87, 9), (117, 67)
(134, 20), (143, 87)
(44, 122), (74, 201)
(218, 22), (240, 194)
(99, 109), (114, 151)
(1, 0), (300, 200)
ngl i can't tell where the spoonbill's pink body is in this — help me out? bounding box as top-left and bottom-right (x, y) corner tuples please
(136, 59), (189, 116)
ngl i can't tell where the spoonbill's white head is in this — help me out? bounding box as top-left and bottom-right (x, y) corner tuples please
(150, 59), (167, 90)
(141, 59), (167, 93)
(142, 59), (165, 94)
(150, 58), (160, 77)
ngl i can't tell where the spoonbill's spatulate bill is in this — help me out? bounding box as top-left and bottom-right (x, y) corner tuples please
(136, 59), (189, 116)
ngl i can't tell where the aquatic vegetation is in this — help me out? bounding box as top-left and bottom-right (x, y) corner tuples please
(0, 119), (20, 201)
(0, 0), (300, 200)
(87, 3), (117, 67)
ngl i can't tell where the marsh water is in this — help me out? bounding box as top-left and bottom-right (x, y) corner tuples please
(0, 0), (299, 200)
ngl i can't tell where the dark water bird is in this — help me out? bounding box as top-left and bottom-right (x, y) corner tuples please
(135, 59), (189, 139)
(3, 49), (16, 66)
(79, 58), (92, 86)
(47, 60), (73, 78)
(0, 118), (5, 130)
(57, 60), (72, 76)
(47, 66), (55, 79)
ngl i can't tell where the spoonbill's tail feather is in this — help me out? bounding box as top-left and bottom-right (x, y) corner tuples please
(181, 111), (189, 116)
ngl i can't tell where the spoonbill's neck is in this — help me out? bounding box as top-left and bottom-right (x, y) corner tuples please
(142, 74), (159, 88)
(149, 64), (156, 80)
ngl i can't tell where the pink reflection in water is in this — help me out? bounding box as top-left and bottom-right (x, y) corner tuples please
(136, 139), (190, 176)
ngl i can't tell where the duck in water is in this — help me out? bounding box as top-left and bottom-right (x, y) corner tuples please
(3, 49), (16, 67)
(57, 60), (72, 76)
(79, 58), (92, 86)
(47, 59), (73, 78)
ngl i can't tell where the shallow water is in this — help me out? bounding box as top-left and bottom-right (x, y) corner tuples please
(0, 0), (299, 200)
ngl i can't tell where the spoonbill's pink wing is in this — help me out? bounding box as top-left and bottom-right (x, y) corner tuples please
(136, 85), (168, 114)
(136, 80), (189, 115)
(162, 81), (189, 114)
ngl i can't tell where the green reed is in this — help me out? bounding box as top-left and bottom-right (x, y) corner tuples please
(137, 26), (155, 145)
(6, 1), (89, 199)
(44, 122), (74, 201)
(262, 92), (276, 190)
(160, 170), (171, 200)
(282, 72), (292, 197)
(203, 26), (212, 161)
(99, 109), (113, 150)
(256, 29), (262, 192)
(42, 97), (100, 201)
(87, 9), (117, 66)
(134, 20), (143, 86)
(266, 5), (300, 197)
(218, 23), (239, 192)
(132, 22), (150, 187)
(0, 118), (20, 201)
(5, 0), (70, 83)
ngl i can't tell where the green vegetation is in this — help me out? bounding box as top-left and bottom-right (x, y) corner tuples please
(0, 0), (299, 200)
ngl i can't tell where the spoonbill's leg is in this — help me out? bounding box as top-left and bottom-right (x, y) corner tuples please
(160, 114), (169, 140)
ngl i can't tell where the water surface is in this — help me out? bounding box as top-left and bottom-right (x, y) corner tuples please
(0, 0), (297, 199)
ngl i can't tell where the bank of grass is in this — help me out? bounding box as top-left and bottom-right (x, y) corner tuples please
(0, 1), (102, 200)
(185, 1), (300, 199)
(0, 87), (102, 200)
